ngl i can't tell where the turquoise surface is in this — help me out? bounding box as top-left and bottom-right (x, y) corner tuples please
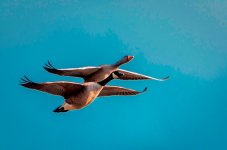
(1, 1), (227, 150)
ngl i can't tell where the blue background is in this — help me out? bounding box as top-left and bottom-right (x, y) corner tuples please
(1, 1), (227, 150)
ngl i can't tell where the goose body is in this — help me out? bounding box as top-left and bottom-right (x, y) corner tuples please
(44, 56), (169, 82)
(20, 72), (147, 112)
(63, 82), (103, 110)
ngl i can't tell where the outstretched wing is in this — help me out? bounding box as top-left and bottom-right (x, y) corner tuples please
(20, 76), (83, 97)
(98, 86), (148, 97)
(117, 69), (169, 81)
(43, 61), (100, 78)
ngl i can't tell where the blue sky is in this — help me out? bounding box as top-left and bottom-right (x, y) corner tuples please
(0, 1), (227, 150)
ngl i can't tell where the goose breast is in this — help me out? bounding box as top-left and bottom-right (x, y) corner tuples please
(66, 82), (103, 108)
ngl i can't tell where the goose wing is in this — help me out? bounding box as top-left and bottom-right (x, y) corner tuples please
(117, 69), (169, 81)
(98, 86), (148, 97)
(20, 76), (83, 97)
(43, 61), (100, 78)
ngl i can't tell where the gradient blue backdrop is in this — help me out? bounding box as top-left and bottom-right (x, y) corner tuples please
(1, 1), (227, 150)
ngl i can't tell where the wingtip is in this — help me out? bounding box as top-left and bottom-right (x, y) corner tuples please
(147, 75), (170, 81)
(43, 61), (58, 73)
(19, 75), (29, 84)
(19, 83), (24, 86)
(19, 76), (37, 86)
(142, 87), (148, 93)
(43, 66), (49, 71)
(163, 76), (170, 81)
(154, 76), (170, 81)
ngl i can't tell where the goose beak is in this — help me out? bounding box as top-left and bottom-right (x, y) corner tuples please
(127, 56), (134, 61)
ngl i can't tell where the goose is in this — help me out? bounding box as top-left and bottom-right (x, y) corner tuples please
(43, 55), (169, 82)
(20, 71), (147, 112)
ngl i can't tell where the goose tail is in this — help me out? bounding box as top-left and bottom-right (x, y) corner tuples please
(53, 106), (68, 113)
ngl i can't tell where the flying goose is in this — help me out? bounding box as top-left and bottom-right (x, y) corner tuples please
(20, 72), (147, 112)
(43, 55), (169, 82)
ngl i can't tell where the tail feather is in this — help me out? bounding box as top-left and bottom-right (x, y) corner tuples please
(53, 106), (68, 113)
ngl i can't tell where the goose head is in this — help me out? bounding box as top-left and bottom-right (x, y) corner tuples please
(112, 55), (134, 67)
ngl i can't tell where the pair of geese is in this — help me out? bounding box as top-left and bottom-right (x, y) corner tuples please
(20, 56), (169, 113)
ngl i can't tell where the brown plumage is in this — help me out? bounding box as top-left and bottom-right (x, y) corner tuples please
(43, 55), (169, 82)
(20, 73), (147, 112)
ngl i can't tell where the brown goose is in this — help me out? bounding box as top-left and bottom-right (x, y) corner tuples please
(43, 55), (169, 82)
(20, 72), (147, 112)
